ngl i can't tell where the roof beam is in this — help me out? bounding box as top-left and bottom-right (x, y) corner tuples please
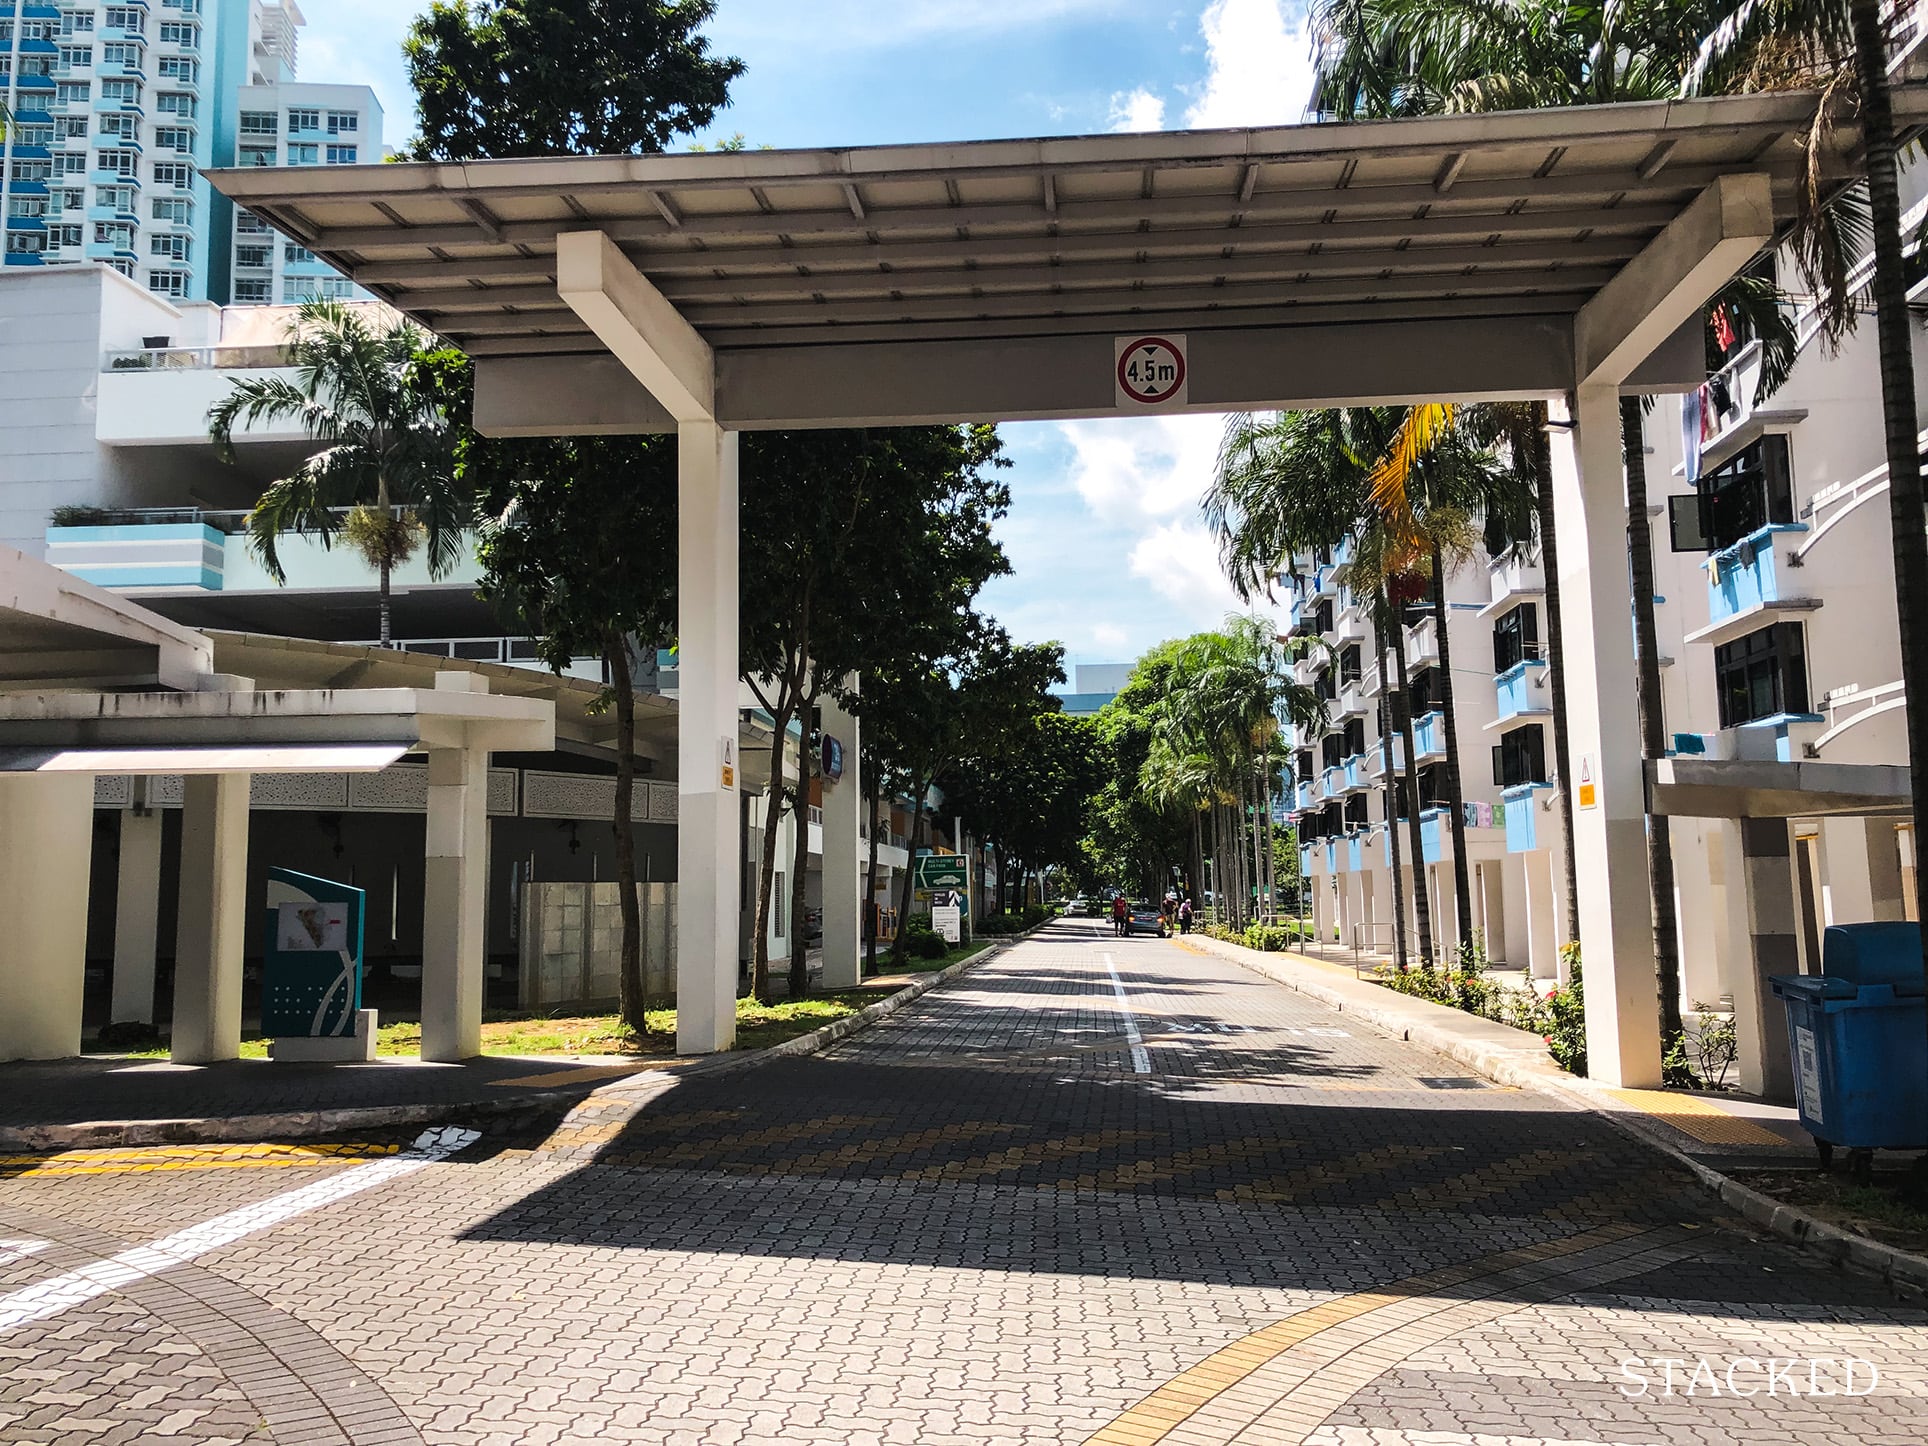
(555, 229), (714, 423)
(1574, 172), (1772, 386)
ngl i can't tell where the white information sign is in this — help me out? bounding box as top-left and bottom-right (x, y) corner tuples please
(931, 904), (963, 944)
(720, 735), (737, 791)
(276, 901), (349, 954)
(1795, 1025), (1824, 1126)
(1115, 334), (1189, 409)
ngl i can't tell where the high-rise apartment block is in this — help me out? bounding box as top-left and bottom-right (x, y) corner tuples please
(0, 0), (379, 304)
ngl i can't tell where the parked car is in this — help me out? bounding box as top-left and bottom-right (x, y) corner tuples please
(1124, 900), (1168, 938)
(1065, 896), (1090, 916)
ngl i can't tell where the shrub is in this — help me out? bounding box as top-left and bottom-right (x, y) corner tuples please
(904, 926), (948, 960)
(1687, 1001), (1738, 1090)
(1241, 923), (1295, 952)
(1544, 950), (1587, 1076)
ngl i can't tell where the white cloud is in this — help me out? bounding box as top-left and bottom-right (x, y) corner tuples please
(1184, 0), (1316, 129)
(1128, 520), (1246, 620)
(1093, 622), (1130, 651)
(1108, 88), (1168, 133)
(1059, 415), (1226, 521)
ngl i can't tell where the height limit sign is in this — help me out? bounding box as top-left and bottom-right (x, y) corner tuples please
(1115, 334), (1188, 409)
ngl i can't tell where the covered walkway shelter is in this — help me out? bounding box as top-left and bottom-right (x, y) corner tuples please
(209, 91), (1928, 1082)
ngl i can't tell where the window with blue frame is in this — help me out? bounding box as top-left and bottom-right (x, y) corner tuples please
(1697, 434), (1794, 554)
(1492, 725), (1547, 789)
(1715, 623), (1809, 728)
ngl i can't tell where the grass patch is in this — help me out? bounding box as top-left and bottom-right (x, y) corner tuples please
(867, 939), (994, 977)
(1733, 1168), (1928, 1256)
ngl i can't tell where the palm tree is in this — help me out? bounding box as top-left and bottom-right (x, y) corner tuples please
(207, 300), (464, 646)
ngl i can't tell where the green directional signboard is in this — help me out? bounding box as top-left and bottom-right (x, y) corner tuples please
(913, 853), (969, 893)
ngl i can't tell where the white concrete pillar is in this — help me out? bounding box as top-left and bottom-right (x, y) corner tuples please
(0, 773), (95, 1060)
(1548, 387), (1664, 1086)
(1502, 854), (1529, 971)
(1674, 819), (1727, 1009)
(819, 684), (862, 988)
(422, 741), (488, 1062)
(1524, 848), (1559, 981)
(172, 772), (250, 1064)
(1818, 816), (1907, 926)
(111, 804), (164, 1025)
(678, 419), (741, 1054)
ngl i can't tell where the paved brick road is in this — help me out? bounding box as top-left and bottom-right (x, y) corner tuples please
(1, 919), (1924, 1444)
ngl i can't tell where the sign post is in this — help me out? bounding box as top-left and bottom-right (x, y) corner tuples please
(913, 852), (971, 941)
(263, 867), (374, 1061)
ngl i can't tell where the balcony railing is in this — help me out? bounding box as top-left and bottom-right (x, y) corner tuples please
(1704, 523), (1812, 625)
(1485, 553), (1544, 611)
(1502, 783), (1553, 854)
(104, 343), (291, 372)
(1814, 679), (1907, 753)
(1494, 659), (1551, 721)
(1411, 710), (1446, 760)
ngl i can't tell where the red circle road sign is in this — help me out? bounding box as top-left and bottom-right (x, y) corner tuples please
(1117, 336), (1187, 405)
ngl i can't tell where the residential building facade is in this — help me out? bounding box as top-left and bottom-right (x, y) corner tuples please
(0, 0), (376, 304)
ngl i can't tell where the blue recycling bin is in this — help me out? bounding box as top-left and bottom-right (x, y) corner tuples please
(1769, 923), (1928, 1159)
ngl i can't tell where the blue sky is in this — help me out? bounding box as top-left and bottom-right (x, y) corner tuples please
(300, 0), (1316, 674)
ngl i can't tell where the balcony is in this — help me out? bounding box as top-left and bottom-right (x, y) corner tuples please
(45, 510), (483, 596)
(1345, 833), (1365, 874)
(1411, 710), (1447, 762)
(1481, 552), (1544, 616)
(1321, 764), (1345, 798)
(1311, 564), (1339, 601)
(1294, 780), (1315, 812)
(1334, 597), (1369, 647)
(1363, 739), (1405, 781)
(1503, 783), (1554, 853)
(1403, 612), (1440, 669)
(1340, 754), (1367, 793)
(1493, 658), (1552, 723)
(1688, 523), (1820, 648)
(1336, 675), (1367, 719)
(1419, 809), (1447, 865)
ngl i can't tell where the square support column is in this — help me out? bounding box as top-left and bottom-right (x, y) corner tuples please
(0, 773), (95, 1060)
(422, 744), (488, 1062)
(111, 804), (164, 1026)
(678, 418), (741, 1054)
(172, 772), (250, 1064)
(819, 683), (863, 989)
(1731, 817), (1800, 1101)
(1548, 387), (1664, 1086)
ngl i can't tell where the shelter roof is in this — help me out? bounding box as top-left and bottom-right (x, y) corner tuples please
(208, 93), (1923, 363)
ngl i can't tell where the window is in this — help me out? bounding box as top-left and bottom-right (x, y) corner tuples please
(99, 150), (139, 177)
(158, 92), (196, 117)
(1312, 599), (1334, 635)
(148, 271), (190, 298)
(234, 244), (270, 269)
(107, 258), (134, 278)
(239, 110), (277, 135)
(55, 81), (91, 106)
(286, 108), (319, 131)
(8, 197), (49, 220)
(1715, 624), (1810, 729)
(324, 145), (358, 165)
(60, 45), (92, 68)
(50, 224), (84, 249)
(56, 115), (90, 139)
(284, 243), (314, 264)
(154, 127), (195, 151)
(234, 208), (269, 234)
(239, 146), (277, 168)
(233, 277), (272, 303)
(158, 57), (196, 82)
(1320, 733), (1344, 771)
(104, 8), (146, 35)
(97, 113), (138, 140)
(151, 197), (192, 224)
(6, 234), (48, 256)
(325, 111), (359, 134)
(55, 189), (84, 213)
(96, 185), (136, 212)
(152, 161), (195, 188)
(101, 42), (142, 66)
(1492, 725), (1549, 790)
(1341, 717), (1366, 758)
(1688, 435), (1796, 555)
(150, 233), (191, 261)
(158, 23), (199, 46)
(1492, 604), (1540, 675)
(100, 78), (139, 103)
(1407, 666), (1442, 718)
(286, 143), (318, 165)
(62, 12), (96, 35)
(9, 159), (52, 184)
(283, 276), (355, 303)
(54, 153), (88, 176)
(93, 220), (135, 248)
(1338, 643), (1362, 684)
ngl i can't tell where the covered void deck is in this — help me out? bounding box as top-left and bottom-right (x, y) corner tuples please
(210, 90), (1928, 1083)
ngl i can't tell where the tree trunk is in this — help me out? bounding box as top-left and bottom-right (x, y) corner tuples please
(891, 779), (930, 961)
(378, 558), (393, 647)
(863, 772), (881, 975)
(1389, 607), (1435, 966)
(1850, 0), (1928, 1054)
(1376, 593), (1410, 970)
(609, 638), (645, 1033)
(750, 697), (797, 1004)
(1621, 397), (1685, 1058)
(788, 755), (811, 1001)
(1533, 405), (1583, 944)
(1430, 543), (1475, 954)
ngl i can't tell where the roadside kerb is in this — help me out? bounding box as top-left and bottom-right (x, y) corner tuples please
(1184, 931), (1928, 1297)
(0, 924), (1042, 1155)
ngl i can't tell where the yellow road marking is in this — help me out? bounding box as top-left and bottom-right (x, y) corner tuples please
(1605, 1088), (1794, 1147)
(0, 1141), (399, 1178)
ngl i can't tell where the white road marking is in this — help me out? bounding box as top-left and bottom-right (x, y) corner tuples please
(0, 1126), (478, 1335)
(0, 1241), (49, 1267)
(1101, 952), (1153, 1075)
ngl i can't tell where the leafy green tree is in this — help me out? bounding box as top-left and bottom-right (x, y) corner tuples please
(403, 0), (743, 159)
(421, 351), (676, 1032)
(206, 300), (463, 647)
(949, 711), (1108, 914)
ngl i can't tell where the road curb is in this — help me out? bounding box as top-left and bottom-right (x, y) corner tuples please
(1187, 932), (1928, 1298)
(1, 929), (1036, 1155)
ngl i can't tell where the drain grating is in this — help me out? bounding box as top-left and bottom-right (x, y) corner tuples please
(1416, 1076), (1487, 1090)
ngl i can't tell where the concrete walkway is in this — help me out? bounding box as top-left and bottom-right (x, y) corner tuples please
(0, 918), (1922, 1445)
